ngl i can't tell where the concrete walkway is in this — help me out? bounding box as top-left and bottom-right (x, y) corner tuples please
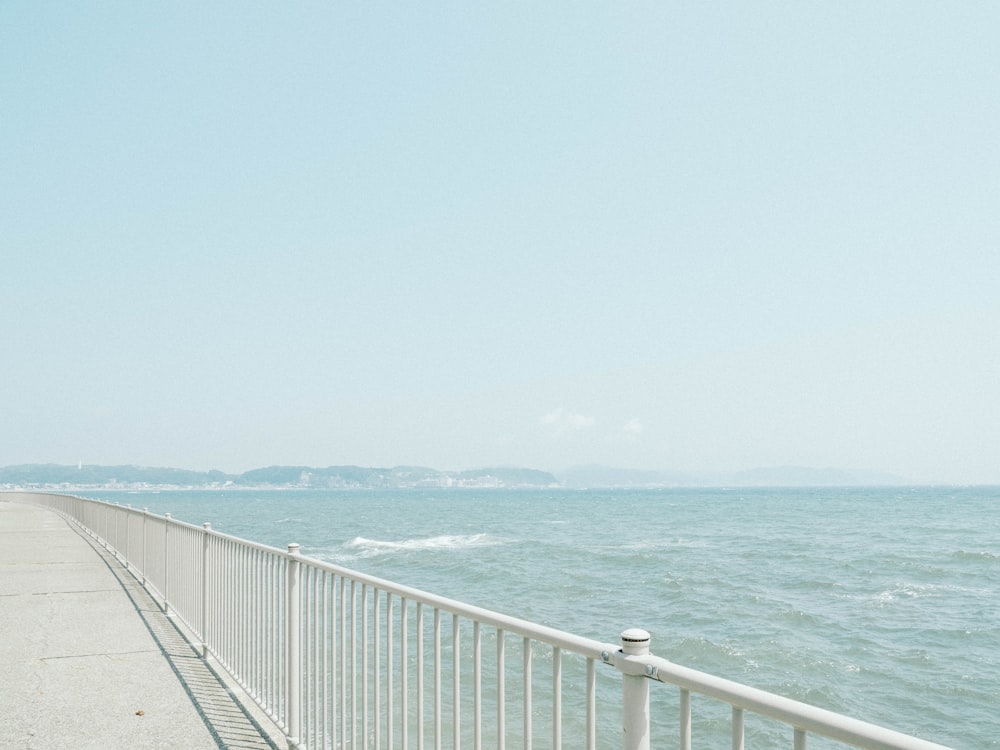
(0, 500), (285, 750)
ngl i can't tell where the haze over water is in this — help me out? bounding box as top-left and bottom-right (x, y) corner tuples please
(85, 485), (1000, 749)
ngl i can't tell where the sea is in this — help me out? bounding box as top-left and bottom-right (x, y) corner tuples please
(78, 485), (998, 749)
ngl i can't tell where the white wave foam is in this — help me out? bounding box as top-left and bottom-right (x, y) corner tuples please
(345, 533), (507, 557)
(953, 549), (999, 561)
(618, 538), (708, 551)
(874, 582), (945, 605)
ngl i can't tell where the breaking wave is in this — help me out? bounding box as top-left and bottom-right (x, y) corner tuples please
(344, 533), (508, 558)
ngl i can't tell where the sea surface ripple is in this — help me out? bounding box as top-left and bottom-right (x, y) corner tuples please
(86, 486), (1000, 749)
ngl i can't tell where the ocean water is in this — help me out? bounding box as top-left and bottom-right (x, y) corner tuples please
(82, 486), (999, 749)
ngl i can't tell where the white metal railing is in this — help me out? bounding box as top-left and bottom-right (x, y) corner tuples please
(3, 491), (955, 750)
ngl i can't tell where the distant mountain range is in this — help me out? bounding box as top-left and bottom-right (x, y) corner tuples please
(556, 464), (908, 488)
(0, 462), (909, 490)
(0, 463), (559, 490)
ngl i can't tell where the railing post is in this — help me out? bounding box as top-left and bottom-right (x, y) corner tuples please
(164, 513), (172, 616)
(286, 543), (302, 750)
(114, 503), (121, 560)
(202, 522), (211, 658)
(141, 508), (148, 585)
(621, 628), (650, 750)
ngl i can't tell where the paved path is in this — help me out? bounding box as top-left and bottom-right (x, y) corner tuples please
(0, 500), (284, 750)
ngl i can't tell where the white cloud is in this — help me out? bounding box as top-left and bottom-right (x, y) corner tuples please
(623, 418), (643, 436)
(541, 408), (596, 434)
(603, 417), (644, 446)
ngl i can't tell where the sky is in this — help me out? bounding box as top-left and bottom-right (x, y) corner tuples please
(2, 2), (998, 483)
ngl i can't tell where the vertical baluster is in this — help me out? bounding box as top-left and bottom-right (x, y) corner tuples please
(261, 550), (268, 702)
(278, 553), (285, 720)
(263, 552), (270, 714)
(375, 588), (382, 750)
(225, 541), (237, 670)
(254, 548), (262, 700)
(341, 576), (348, 748)
(141, 508), (148, 585)
(243, 546), (257, 693)
(243, 547), (250, 696)
(401, 597), (409, 750)
(324, 572), (331, 750)
(473, 621), (482, 750)
(188, 528), (196, 629)
(189, 527), (196, 622)
(201, 523), (211, 657)
(240, 544), (248, 683)
(679, 689), (691, 750)
(794, 728), (807, 750)
(277, 552), (283, 717)
(497, 629), (505, 750)
(312, 567), (321, 748)
(250, 545), (257, 691)
(260, 548), (265, 703)
(552, 646), (561, 750)
(314, 572), (322, 748)
(189, 527), (196, 624)
(219, 539), (227, 670)
(314, 568), (322, 747)
(265, 552), (273, 710)
(387, 593), (394, 750)
(523, 637), (532, 750)
(249, 549), (262, 713)
(244, 543), (250, 685)
(434, 608), (442, 750)
(351, 580), (358, 750)
(363, 584), (370, 750)
(732, 706), (744, 750)
(301, 565), (308, 746)
(254, 550), (262, 699)
(282, 553), (288, 721)
(163, 513), (171, 615)
(226, 539), (233, 669)
(586, 658), (596, 750)
(417, 602), (425, 750)
(173, 524), (181, 616)
(230, 541), (238, 677)
(453, 613), (461, 750)
(286, 543), (302, 750)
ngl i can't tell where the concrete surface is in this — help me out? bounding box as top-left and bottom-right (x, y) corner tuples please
(0, 500), (285, 750)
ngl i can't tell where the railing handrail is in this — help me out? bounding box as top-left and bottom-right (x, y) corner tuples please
(2, 490), (957, 750)
(613, 652), (952, 750)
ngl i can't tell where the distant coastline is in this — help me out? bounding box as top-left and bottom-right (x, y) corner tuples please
(0, 463), (558, 491)
(0, 462), (911, 491)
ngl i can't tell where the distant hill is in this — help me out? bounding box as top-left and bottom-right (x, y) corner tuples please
(0, 463), (229, 486)
(1, 462), (908, 491)
(558, 464), (909, 488)
(0, 463), (558, 490)
(557, 465), (702, 488)
(454, 467), (559, 487)
(726, 466), (907, 486)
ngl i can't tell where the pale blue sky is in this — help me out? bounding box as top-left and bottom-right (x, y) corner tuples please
(2, 2), (998, 482)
